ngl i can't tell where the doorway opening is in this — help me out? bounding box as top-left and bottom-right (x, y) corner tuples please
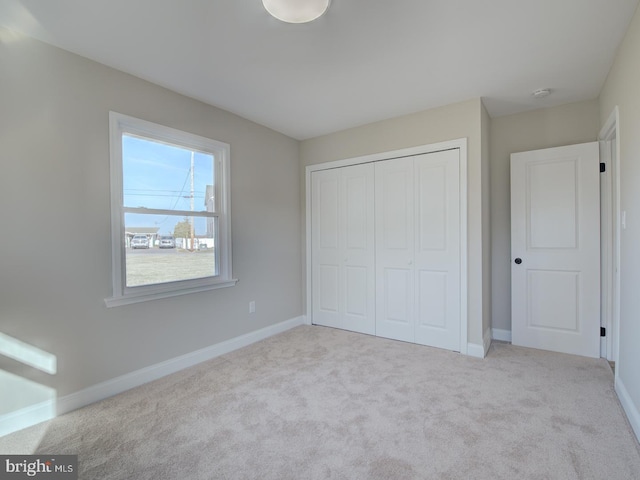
(599, 106), (620, 364)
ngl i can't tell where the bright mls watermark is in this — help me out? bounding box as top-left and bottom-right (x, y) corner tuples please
(0, 456), (77, 479)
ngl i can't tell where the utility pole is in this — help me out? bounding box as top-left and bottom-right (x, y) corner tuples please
(190, 151), (195, 251)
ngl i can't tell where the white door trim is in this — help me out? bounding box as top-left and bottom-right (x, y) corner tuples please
(599, 106), (621, 365)
(305, 138), (468, 355)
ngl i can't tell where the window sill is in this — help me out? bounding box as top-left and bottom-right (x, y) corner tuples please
(104, 279), (238, 308)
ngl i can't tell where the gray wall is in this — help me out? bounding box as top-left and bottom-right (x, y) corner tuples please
(599, 2), (640, 438)
(300, 98), (490, 347)
(0, 31), (302, 399)
(489, 100), (601, 333)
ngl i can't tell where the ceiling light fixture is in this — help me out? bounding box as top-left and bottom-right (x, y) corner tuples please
(262, 0), (331, 24)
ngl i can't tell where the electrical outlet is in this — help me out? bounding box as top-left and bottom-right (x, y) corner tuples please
(249, 301), (256, 314)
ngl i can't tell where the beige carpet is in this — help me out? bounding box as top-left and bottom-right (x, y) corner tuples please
(2, 325), (640, 479)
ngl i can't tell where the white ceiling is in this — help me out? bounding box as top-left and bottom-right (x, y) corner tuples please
(1, 0), (638, 140)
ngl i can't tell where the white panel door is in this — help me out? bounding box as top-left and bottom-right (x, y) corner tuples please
(511, 142), (600, 358)
(414, 150), (461, 350)
(375, 157), (415, 342)
(376, 150), (461, 350)
(311, 164), (375, 335)
(312, 169), (341, 329)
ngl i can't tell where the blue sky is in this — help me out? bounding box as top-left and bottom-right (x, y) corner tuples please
(122, 135), (214, 235)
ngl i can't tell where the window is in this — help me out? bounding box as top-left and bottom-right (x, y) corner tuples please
(106, 112), (236, 307)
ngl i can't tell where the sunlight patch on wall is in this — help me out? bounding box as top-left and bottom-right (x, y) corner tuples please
(0, 333), (57, 436)
(0, 333), (56, 375)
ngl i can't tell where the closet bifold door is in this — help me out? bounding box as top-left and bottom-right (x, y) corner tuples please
(375, 150), (461, 351)
(374, 157), (416, 342)
(311, 163), (375, 335)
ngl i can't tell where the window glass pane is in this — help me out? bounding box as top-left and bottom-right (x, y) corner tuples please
(122, 135), (215, 212)
(124, 213), (217, 287)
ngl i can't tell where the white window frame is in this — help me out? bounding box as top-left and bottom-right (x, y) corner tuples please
(105, 112), (236, 307)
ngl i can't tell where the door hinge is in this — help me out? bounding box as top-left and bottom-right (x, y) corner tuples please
(601, 327), (606, 337)
(600, 162), (606, 173)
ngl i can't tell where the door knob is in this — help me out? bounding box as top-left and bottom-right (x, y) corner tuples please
(514, 258), (522, 265)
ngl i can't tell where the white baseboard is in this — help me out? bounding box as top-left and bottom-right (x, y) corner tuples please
(492, 328), (512, 342)
(483, 328), (492, 355)
(0, 399), (56, 438)
(466, 343), (484, 358)
(58, 315), (305, 415)
(2, 316), (305, 437)
(615, 376), (640, 443)
(467, 328), (492, 359)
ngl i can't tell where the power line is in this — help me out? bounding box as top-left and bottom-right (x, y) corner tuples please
(134, 166), (194, 228)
